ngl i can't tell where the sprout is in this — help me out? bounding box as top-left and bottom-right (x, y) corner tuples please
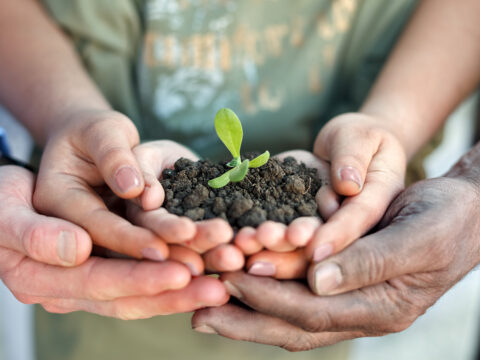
(208, 108), (270, 188)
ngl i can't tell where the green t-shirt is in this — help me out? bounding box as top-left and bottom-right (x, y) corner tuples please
(36, 0), (416, 359)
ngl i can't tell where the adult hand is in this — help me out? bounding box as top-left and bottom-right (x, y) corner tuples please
(0, 165), (228, 318)
(126, 141), (243, 274)
(192, 147), (480, 350)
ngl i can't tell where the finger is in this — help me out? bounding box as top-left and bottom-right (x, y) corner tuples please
(192, 304), (361, 351)
(168, 245), (204, 276)
(306, 161), (404, 262)
(307, 217), (439, 295)
(234, 227), (263, 255)
(2, 250), (191, 301)
(256, 221), (295, 252)
(0, 166), (91, 266)
(127, 206), (197, 244)
(247, 249), (307, 279)
(46, 276), (229, 319)
(82, 115), (144, 198)
(286, 217), (322, 247)
(184, 219), (233, 254)
(315, 121), (380, 196)
(219, 272), (407, 335)
(315, 185), (341, 220)
(34, 175), (169, 261)
(204, 244), (245, 273)
(134, 171), (165, 211)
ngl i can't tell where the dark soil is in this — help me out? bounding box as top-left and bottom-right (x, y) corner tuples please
(160, 156), (325, 229)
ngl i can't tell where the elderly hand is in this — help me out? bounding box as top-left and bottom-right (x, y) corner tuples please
(0, 165), (228, 319)
(191, 143), (480, 350)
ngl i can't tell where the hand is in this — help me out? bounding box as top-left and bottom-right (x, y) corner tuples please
(306, 113), (406, 262)
(232, 150), (335, 279)
(0, 165), (228, 318)
(33, 110), (170, 260)
(126, 141), (244, 274)
(192, 170), (480, 350)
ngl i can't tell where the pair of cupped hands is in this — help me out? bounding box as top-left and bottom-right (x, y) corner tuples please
(2, 109), (478, 350)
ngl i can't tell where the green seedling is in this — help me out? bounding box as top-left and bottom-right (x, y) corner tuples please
(208, 108), (270, 188)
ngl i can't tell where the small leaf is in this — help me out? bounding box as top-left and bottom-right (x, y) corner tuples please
(226, 157), (241, 168)
(229, 159), (250, 182)
(249, 151), (270, 168)
(208, 172), (231, 188)
(214, 108), (243, 159)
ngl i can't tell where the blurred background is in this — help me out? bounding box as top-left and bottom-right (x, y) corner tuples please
(0, 94), (479, 360)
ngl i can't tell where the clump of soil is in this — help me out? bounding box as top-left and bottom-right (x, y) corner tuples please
(160, 156), (325, 229)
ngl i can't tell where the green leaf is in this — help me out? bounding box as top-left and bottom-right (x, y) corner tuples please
(229, 159), (250, 182)
(226, 157), (241, 168)
(248, 151), (270, 168)
(214, 108), (243, 159)
(208, 171), (231, 188)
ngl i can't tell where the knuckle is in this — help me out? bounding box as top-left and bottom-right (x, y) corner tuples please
(21, 224), (45, 261)
(299, 312), (331, 333)
(41, 303), (67, 314)
(350, 244), (387, 286)
(82, 113), (139, 146)
(112, 303), (147, 320)
(13, 293), (37, 305)
(283, 333), (319, 352)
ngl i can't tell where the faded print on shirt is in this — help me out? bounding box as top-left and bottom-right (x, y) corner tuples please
(138, 0), (359, 157)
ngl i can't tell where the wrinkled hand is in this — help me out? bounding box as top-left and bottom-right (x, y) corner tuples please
(33, 110), (170, 260)
(0, 165), (229, 318)
(126, 140), (244, 274)
(192, 172), (480, 350)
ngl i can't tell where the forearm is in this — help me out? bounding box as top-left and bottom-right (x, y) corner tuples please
(0, 0), (111, 146)
(361, 0), (480, 159)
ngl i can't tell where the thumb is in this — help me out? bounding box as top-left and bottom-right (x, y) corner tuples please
(84, 116), (144, 198)
(0, 167), (92, 266)
(315, 120), (379, 196)
(7, 208), (93, 266)
(307, 217), (433, 296)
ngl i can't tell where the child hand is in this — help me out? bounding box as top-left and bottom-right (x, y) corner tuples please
(307, 112), (406, 262)
(235, 111), (406, 279)
(33, 110), (170, 261)
(125, 140), (245, 274)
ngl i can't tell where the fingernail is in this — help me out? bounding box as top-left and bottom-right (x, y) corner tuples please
(314, 263), (342, 295)
(115, 166), (141, 193)
(141, 248), (165, 261)
(223, 280), (243, 299)
(313, 243), (333, 262)
(248, 261), (276, 276)
(184, 262), (200, 276)
(338, 166), (362, 189)
(57, 231), (76, 266)
(194, 325), (217, 335)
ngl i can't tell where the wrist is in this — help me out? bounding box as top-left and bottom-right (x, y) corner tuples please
(359, 98), (425, 160)
(445, 142), (480, 189)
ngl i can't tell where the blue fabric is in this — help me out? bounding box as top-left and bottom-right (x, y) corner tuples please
(0, 127), (11, 157)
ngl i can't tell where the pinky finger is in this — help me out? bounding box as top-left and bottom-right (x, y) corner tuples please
(247, 249), (307, 279)
(234, 227), (263, 255)
(315, 185), (341, 221)
(204, 244), (245, 273)
(168, 245), (204, 276)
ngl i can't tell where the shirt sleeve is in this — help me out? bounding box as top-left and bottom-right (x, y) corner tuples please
(0, 126), (11, 157)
